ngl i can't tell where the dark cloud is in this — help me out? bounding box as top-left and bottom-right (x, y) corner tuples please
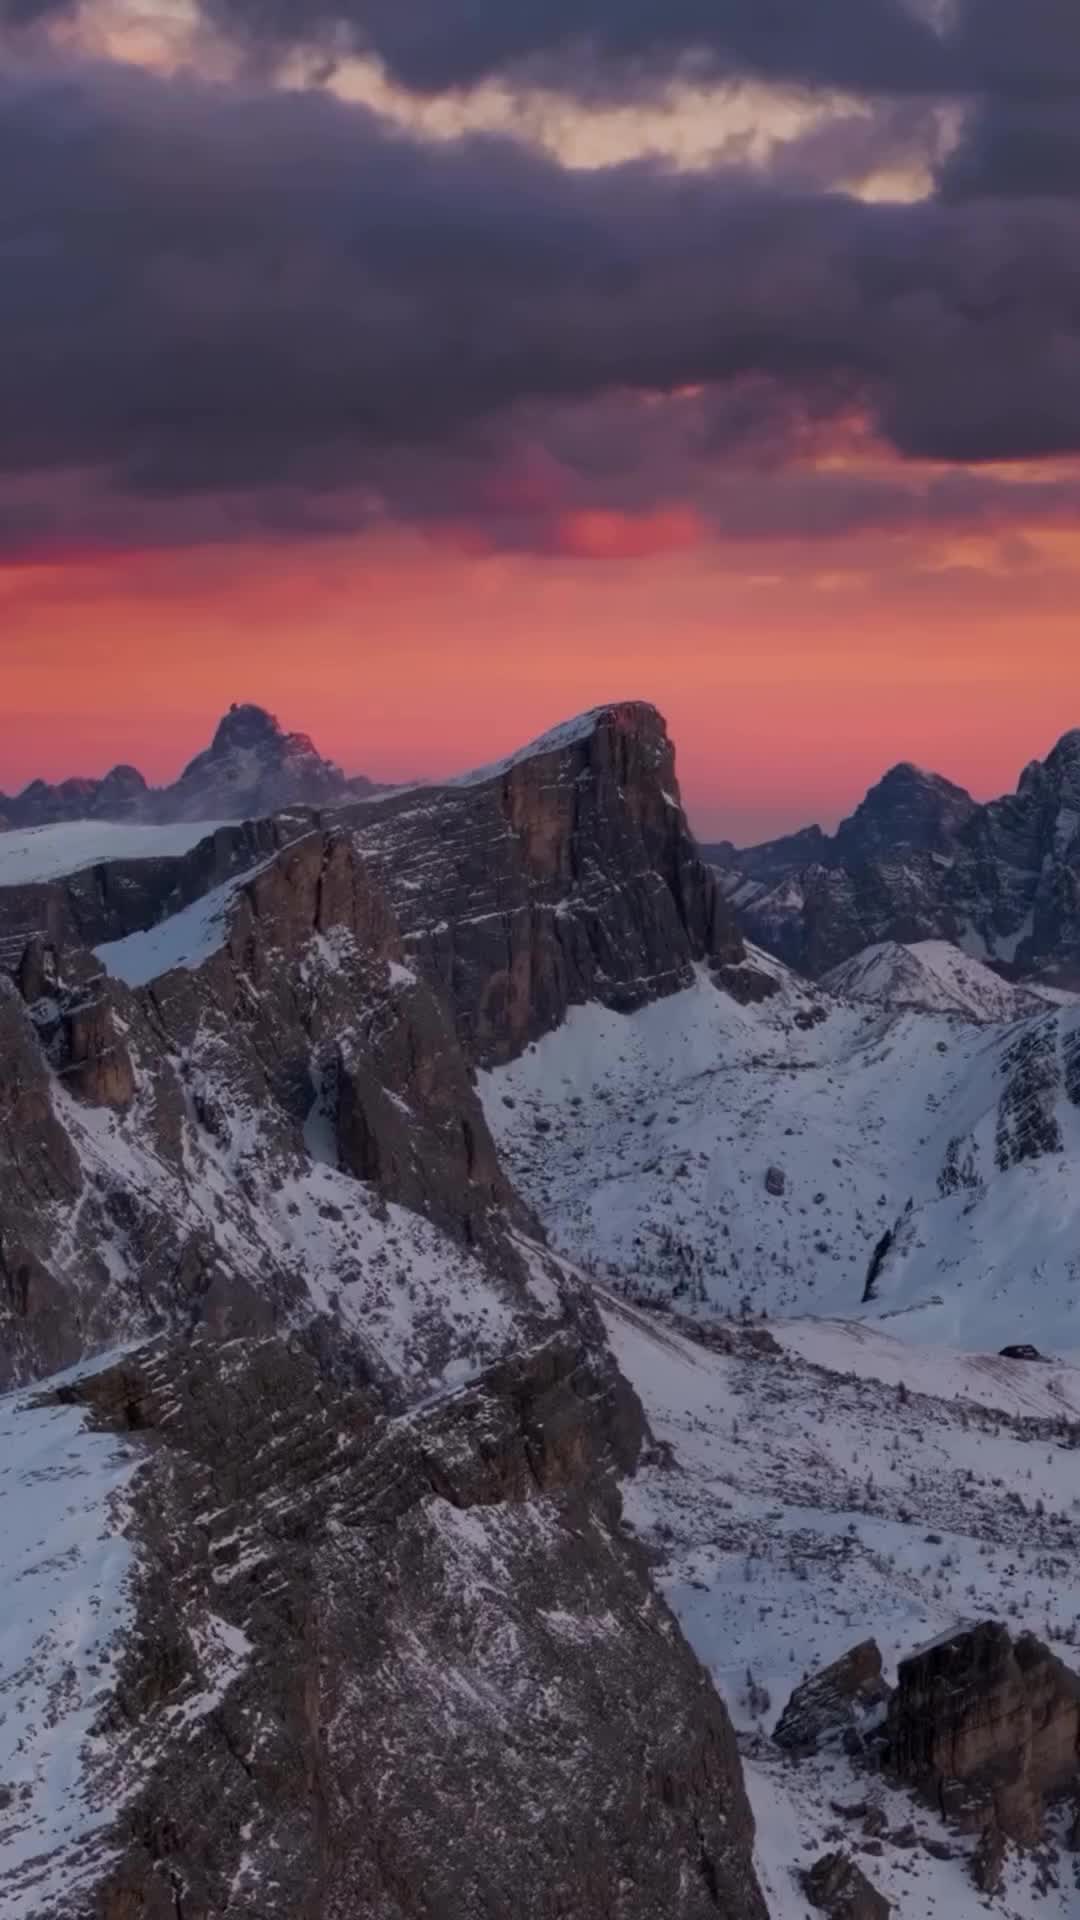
(938, 100), (1080, 198)
(201, 0), (945, 99)
(6, 53), (1080, 559)
(0, 0), (68, 20)
(196, 0), (1080, 107)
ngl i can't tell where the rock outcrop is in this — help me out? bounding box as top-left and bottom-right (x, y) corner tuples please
(10, 1331), (769, 1920)
(885, 1622), (1080, 1844)
(774, 1639), (888, 1755)
(708, 727), (1080, 989)
(802, 1851), (892, 1919)
(0, 826), (552, 1391)
(349, 702), (756, 1065)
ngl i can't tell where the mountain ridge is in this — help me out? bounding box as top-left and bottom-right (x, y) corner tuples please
(706, 725), (1080, 986)
(0, 701), (380, 830)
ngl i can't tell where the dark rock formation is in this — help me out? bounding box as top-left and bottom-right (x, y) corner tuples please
(885, 1621), (1080, 1845)
(708, 727), (1080, 988)
(0, 826), (549, 1390)
(29, 1332), (768, 1920)
(349, 702), (756, 1065)
(774, 1640), (888, 1755)
(802, 1851), (892, 1919)
(0, 814), (307, 951)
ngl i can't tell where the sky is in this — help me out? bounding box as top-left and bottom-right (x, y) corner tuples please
(4, 2), (1080, 839)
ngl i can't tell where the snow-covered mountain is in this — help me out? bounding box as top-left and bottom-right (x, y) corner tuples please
(707, 726), (1080, 991)
(0, 702), (379, 830)
(480, 957), (1080, 1351)
(822, 938), (1057, 1023)
(6, 699), (1080, 1918)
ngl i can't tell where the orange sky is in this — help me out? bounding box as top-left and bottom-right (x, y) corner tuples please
(5, 526), (1080, 840)
(6, 34), (1080, 842)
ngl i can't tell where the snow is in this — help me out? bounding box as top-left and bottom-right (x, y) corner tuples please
(0, 820), (227, 888)
(95, 849), (287, 986)
(823, 938), (1049, 1024)
(603, 1294), (1080, 1920)
(481, 968), (1080, 1353)
(94, 876), (240, 985)
(441, 705), (628, 787)
(0, 1362), (141, 1916)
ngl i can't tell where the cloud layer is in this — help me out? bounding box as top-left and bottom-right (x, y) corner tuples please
(2, 0), (1080, 558)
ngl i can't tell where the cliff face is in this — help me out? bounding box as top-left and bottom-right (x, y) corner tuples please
(0, 827), (548, 1393)
(0, 702), (772, 1920)
(885, 1622), (1080, 1845)
(350, 702), (754, 1065)
(9, 1326), (767, 1920)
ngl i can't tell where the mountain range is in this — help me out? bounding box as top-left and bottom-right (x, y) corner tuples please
(0, 702), (379, 829)
(3, 701), (1080, 1919)
(706, 728), (1080, 989)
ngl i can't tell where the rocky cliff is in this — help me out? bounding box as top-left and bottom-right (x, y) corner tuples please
(0, 1330), (766, 1920)
(0, 701), (772, 1920)
(709, 728), (1080, 987)
(349, 701), (757, 1064)
(886, 1622), (1080, 1848)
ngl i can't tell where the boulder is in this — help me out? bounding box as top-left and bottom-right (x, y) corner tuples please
(802, 1851), (891, 1919)
(774, 1639), (888, 1755)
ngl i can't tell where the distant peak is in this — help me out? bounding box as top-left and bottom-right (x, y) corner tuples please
(210, 703), (285, 754)
(874, 761), (965, 795)
(1047, 728), (1080, 762)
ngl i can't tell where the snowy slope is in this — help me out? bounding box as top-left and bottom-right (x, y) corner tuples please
(0, 820), (225, 888)
(94, 857), (274, 985)
(481, 970), (1080, 1352)
(823, 938), (1055, 1023)
(603, 1295), (1080, 1920)
(0, 1356), (141, 1917)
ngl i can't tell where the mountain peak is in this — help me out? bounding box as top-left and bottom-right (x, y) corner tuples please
(834, 760), (976, 864)
(209, 702), (287, 755)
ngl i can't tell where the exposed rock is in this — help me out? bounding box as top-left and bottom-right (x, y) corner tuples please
(885, 1621), (1080, 1845)
(801, 1849), (892, 1918)
(971, 1823), (1007, 1894)
(708, 726), (1080, 988)
(774, 1640), (888, 1755)
(28, 1332), (768, 1920)
(0, 827), (555, 1390)
(0, 814), (306, 951)
(765, 1165), (786, 1197)
(348, 702), (752, 1065)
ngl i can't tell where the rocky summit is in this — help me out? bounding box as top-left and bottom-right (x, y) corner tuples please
(708, 726), (1080, 988)
(0, 702), (377, 830)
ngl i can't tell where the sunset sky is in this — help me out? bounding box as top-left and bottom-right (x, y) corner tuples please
(4, 1), (1080, 839)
